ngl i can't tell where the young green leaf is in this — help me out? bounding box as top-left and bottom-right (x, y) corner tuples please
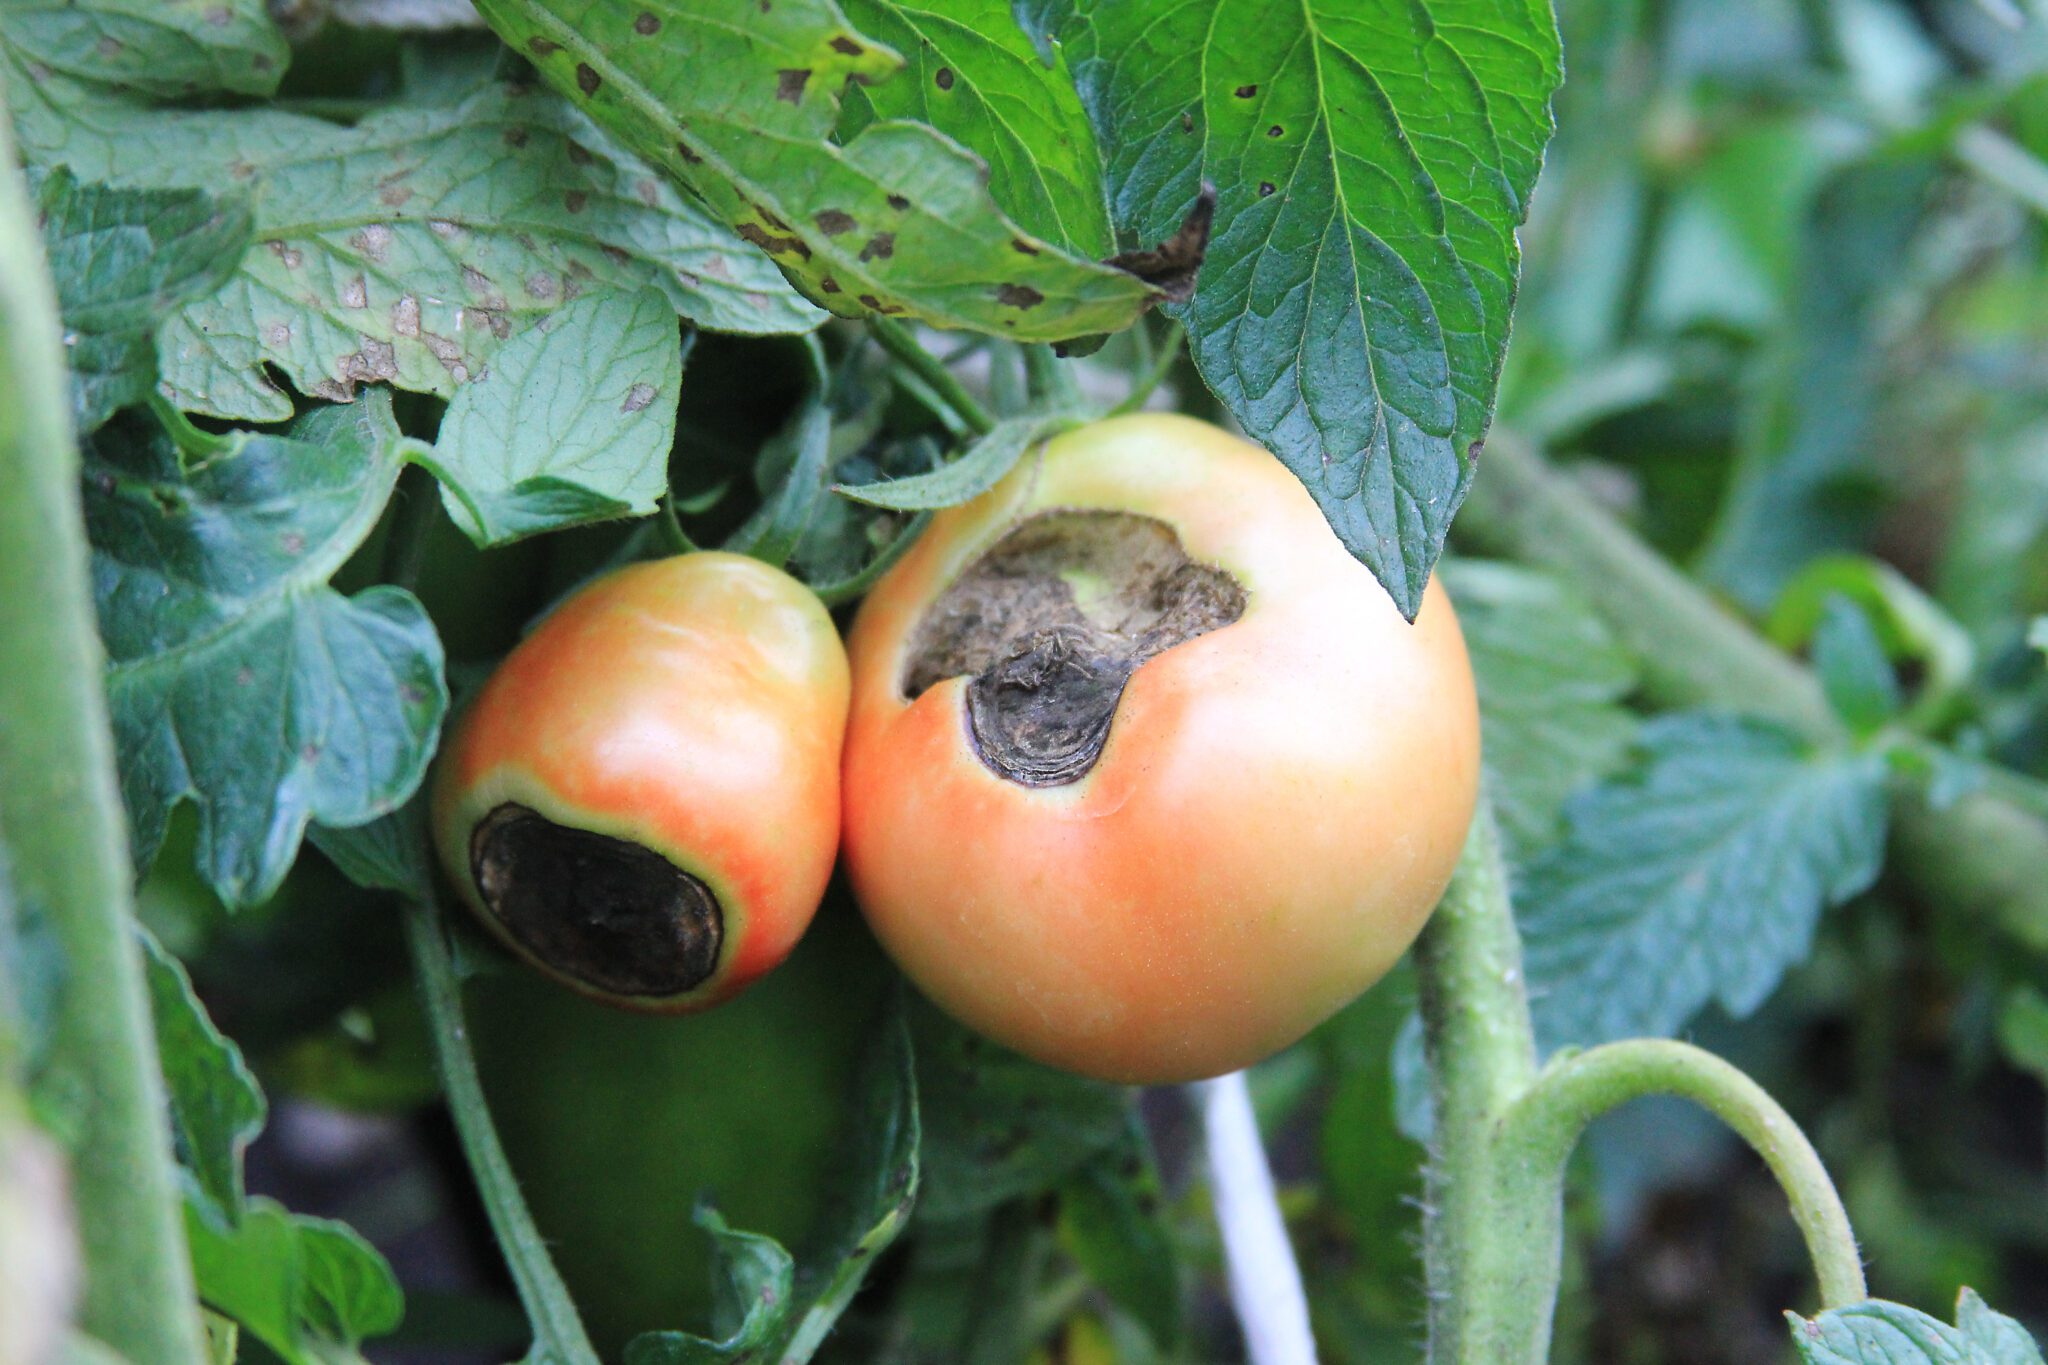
(85, 395), (449, 907)
(307, 806), (435, 903)
(1053, 0), (1563, 618)
(1439, 559), (1640, 860)
(470, 0), (1162, 341)
(1519, 713), (1890, 1049)
(139, 930), (263, 1227)
(0, 0), (287, 101)
(184, 1198), (404, 1365)
(834, 412), (1068, 511)
(29, 168), (251, 432)
(421, 288), (686, 546)
(835, 0), (1113, 256)
(1788, 1289), (2045, 1364)
(1811, 594), (1902, 736)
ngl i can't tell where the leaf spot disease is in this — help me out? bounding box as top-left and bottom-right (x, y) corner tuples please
(736, 223), (811, 260)
(1259, 182), (1276, 197)
(576, 63), (602, 95)
(776, 68), (811, 103)
(996, 284), (1044, 309)
(814, 209), (856, 235)
(887, 193), (910, 211)
(935, 67), (955, 90)
(265, 240), (303, 270)
(348, 224), (394, 263)
(858, 232), (895, 262)
(820, 276), (841, 293)
(622, 382), (658, 413)
(1234, 83), (1257, 98)
(527, 36), (558, 56)
(675, 139), (703, 165)
(392, 294), (421, 337)
(1267, 124), (1284, 137)
(564, 190), (588, 214)
(633, 11), (659, 33)
(525, 271), (558, 300)
(1011, 237), (1040, 255)
(830, 35), (864, 55)
(340, 275), (368, 309)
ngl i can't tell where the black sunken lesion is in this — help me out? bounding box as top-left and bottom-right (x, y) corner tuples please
(470, 803), (723, 998)
(902, 510), (1247, 787)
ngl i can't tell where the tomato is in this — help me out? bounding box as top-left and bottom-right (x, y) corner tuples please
(840, 414), (1480, 1084)
(432, 552), (849, 1012)
(469, 897), (893, 1355)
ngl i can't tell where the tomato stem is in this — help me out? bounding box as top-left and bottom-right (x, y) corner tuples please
(1109, 321), (1185, 418)
(870, 317), (996, 437)
(1504, 1039), (1867, 1309)
(0, 92), (209, 1365)
(1197, 1070), (1319, 1365)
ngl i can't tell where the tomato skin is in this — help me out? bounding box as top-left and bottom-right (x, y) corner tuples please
(841, 414), (1480, 1084)
(432, 552), (849, 1011)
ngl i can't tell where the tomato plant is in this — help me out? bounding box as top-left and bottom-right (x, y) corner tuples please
(842, 414), (1480, 1083)
(3, 1), (2047, 1363)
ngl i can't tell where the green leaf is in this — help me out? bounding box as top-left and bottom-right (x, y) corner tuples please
(1811, 595), (1902, 736)
(185, 1197), (404, 1365)
(1520, 713), (1890, 1050)
(471, 0), (1162, 341)
(148, 84), (818, 422)
(1056, 1121), (1182, 1350)
(626, 1002), (918, 1364)
(1788, 1289), (2045, 1363)
(836, 0), (1112, 255)
(29, 167), (251, 431)
(139, 929), (262, 1226)
(1438, 559), (1639, 861)
(834, 411), (1069, 510)
(307, 805), (435, 902)
(0, 0), (287, 100)
(1997, 986), (2048, 1084)
(910, 994), (1130, 1223)
(1054, 0), (1562, 617)
(85, 395), (449, 907)
(422, 287), (685, 546)
(726, 366), (835, 569)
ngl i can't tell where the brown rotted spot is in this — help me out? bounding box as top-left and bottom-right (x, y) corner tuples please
(576, 63), (601, 95)
(776, 68), (811, 103)
(934, 66), (955, 90)
(471, 804), (724, 999)
(820, 276), (841, 293)
(830, 35), (863, 55)
(1234, 83), (1257, 97)
(634, 11), (659, 33)
(527, 36), (558, 56)
(752, 203), (793, 232)
(887, 193), (910, 211)
(858, 232), (895, 263)
(1105, 181), (1215, 303)
(738, 223), (812, 259)
(1011, 237), (1040, 255)
(675, 139), (702, 165)
(996, 283), (1044, 309)
(814, 209), (856, 235)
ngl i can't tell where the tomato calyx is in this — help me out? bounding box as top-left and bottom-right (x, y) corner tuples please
(901, 509), (1246, 786)
(470, 803), (723, 998)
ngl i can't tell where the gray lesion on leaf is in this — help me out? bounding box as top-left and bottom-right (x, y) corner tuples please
(903, 510), (1247, 787)
(995, 283), (1043, 309)
(813, 208), (856, 235)
(775, 68), (812, 103)
(621, 381), (657, 413)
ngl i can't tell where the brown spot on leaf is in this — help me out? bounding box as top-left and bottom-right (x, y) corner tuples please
(265, 240), (303, 269)
(392, 294), (421, 337)
(622, 382), (658, 413)
(820, 276), (841, 293)
(576, 63), (601, 94)
(859, 232), (895, 262)
(564, 190), (588, 213)
(887, 193), (909, 211)
(504, 126), (530, 148)
(348, 224), (393, 262)
(935, 67), (956, 90)
(675, 139), (703, 165)
(995, 284), (1044, 309)
(1258, 181), (1275, 197)
(379, 183), (413, 208)
(858, 293), (883, 308)
(776, 68), (811, 102)
(814, 209), (856, 235)
(1234, 83), (1257, 97)
(1267, 124), (1284, 137)
(525, 271), (558, 300)
(634, 11), (659, 33)
(527, 36), (559, 56)
(1105, 181), (1214, 303)
(565, 141), (594, 165)
(1181, 111), (1194, 133)
(429, 219), (463, 240)
(830, 35), (863, 55)
(340, 275), (368, 309)
(1011, 237), (1040, 255)
(637, 178), (661, 207)
(736, 223), (811, 259)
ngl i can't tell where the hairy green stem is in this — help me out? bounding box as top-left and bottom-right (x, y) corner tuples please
(0, 98), (208, 1365)
(1505, 1040), (1866, 1310)
(1456, 431), (2048, 937)
(1415, 801), (1555, 1362)
(1021, 343), (1084, 412)
(870, 317), (996, 437)
(404, 902), (602, 1363)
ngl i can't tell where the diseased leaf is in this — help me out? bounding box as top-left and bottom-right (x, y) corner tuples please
(423, 288), (685, 546)
(1520, 713), (1890, 1050)
(471, 0), (1162, 341)
(0, 0), (287, 99)
(30, 167), (252, 432)
(185, 1197), (404, 1365)
(836, 0), (1112, 255)
(1439, 559), (1639, 861)
(834, 411), (1069, 510)
(1788, 1290), (2045, 1364)
(1055, 0), (1563, 616)
(85, 396), (449, 907)
(140, 929), (263, 1226)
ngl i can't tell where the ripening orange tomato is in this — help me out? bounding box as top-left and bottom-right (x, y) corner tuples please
(840, 415), (1480, 1083)
(432, 552), (849, 1011)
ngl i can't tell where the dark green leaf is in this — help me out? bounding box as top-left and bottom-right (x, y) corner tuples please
(30, 167), (251, 431)
(836, 0), (1112, 255)
(910, 995), (1130, 1223)
(471, 0), (1160, 341)
(1998, 986), (2048, 1084)
(85, 395), (449, 906)
(1056, 1120), (1181, 1350)
(0, 0), (287, 100)
(185, 1196), (404, 1365)
(727, 387), (835, 570)
(625, 1208), (795, 1365)
(1056, 0), (1563, 616)
(1788, 1289), (2045, 1363)
(1439, 559), (1639, 860)
(834, 412), (1069, 511)
(1811, 595), (1902, 736)
(1521, 713), (1890, 1049)
(308, 805), (435, 903)
(139, 929), (262, 1225)
(422, 288), (685, 546)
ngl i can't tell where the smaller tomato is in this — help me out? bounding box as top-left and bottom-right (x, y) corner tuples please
(432, 552), (849, 1011)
